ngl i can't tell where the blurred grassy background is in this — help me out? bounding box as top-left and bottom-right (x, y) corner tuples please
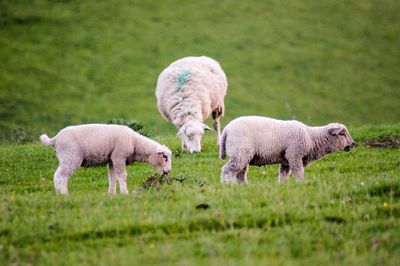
(0, 0), (399, 142)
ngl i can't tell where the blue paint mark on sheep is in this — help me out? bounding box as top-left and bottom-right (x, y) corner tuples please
(176, 70), (191, 91)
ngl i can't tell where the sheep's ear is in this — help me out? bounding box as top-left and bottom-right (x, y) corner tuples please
(202, 124), (213, 131)
(328, 126), (344, 136)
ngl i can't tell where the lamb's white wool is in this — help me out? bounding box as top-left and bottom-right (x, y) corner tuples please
(40, 124), (172, 195)
(156, 56), (228, 153)
(220, 116), (355, 183)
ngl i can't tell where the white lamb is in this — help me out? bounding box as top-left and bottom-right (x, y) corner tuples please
(40, 124), (172, 195)
(220, 116), (355, 183)
(156, 56), (228, 153)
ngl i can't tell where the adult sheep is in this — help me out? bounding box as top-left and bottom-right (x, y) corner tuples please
(220, 116), (355, 183)
(156, 56), (228, 153)
(40, 124), (172, 195)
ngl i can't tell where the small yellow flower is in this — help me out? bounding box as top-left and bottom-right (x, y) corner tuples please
(383, 202), (388, 208)
(149, 243), (155, 249)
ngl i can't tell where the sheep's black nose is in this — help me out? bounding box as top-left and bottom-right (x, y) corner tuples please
(352, 142), (356, 147)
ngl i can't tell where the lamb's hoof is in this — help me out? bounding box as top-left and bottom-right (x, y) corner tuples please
(221, 178), (238, 184)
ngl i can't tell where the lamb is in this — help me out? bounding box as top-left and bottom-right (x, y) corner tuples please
(156, 56), (228, 153)
(219, 116), (355, 183)
(40, 124), (172, 195)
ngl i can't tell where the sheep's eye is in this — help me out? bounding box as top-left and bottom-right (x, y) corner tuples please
(339, 131), (345, 136)
(162, 155), (168, 162)
(188, 135), (193, 141)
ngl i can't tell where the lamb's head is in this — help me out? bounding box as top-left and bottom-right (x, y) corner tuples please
(177, 121), (212, 153)
(149, 145), (172, 174)
(327, 123), (355, 152)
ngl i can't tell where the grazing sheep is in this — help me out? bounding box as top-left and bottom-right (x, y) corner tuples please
(220, 116), (355, 183)
(40, 124), (172, 195)
(156, 56), (228, 153)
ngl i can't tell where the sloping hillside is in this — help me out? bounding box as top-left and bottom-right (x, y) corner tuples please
(1, 0), (399, 142)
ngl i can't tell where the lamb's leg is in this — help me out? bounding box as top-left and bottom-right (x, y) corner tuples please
(212, 107), (223, 146)
(288, 158), (304, 182)
(113, 160), (129, 195)
(237, 165), (249, 184)
(53, 162), (80, 195)
(53, 149), (82, 195)
(221, 157), (249, 184)
(107, 163), (117, 195)
(278, 164), (291, 182)
(221, 161), (238, 183)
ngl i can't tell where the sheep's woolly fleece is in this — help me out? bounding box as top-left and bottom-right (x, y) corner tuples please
(156, 56), (227, 127)
(155, 56), (228, 152)
(176, 70), (191, 91)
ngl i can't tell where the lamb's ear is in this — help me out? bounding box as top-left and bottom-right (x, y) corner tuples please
(156, 146), (166, 154)
(328, 125), (344, 136)
(202, 124), (213, 131)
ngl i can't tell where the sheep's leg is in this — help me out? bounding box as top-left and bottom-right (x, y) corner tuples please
(113, 160), (129, 195)
(278, 164), (291, 182)
(288, 158), (304, 182)
(212, 107), (223, 146)
(213, 117), (221, 146)
(237, 165), (249, 184)
(107, 163), (117, 195)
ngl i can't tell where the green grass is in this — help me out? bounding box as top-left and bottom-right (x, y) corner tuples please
(1, 0), (399, 264)
(1, 126), (399, 265)
(0, 0), (399, 142)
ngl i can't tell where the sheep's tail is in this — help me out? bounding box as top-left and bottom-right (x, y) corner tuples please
(40, 134), (56, 147)
(219, 130), (227, 160)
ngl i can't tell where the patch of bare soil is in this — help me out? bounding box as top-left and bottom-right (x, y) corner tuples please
(364, 136), (400, 148)
(142, 173), (170, 189)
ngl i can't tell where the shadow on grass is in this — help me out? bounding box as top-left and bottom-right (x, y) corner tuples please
(10, 213), (302, 248)
(367, 182), (400, 198)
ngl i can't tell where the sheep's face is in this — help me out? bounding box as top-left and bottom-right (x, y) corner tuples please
(151, 145), (172, 174)
(178, 121), (212, 153)
(327, 123), (355, 152)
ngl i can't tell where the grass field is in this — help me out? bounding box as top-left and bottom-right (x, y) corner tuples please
(0, 125), (399, 265)
(1, 0), (400, 265)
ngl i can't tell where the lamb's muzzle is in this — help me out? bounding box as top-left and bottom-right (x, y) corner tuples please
(344, 142), (356, 152)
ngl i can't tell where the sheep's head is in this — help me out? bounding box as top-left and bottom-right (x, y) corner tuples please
(327, 123), (355, 152)
(150, 145), (172, 174)
(177, 121), (212, 153)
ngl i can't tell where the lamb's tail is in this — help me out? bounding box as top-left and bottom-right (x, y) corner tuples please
(219, 130), (227, 160)
(40, 134), (56, 147)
